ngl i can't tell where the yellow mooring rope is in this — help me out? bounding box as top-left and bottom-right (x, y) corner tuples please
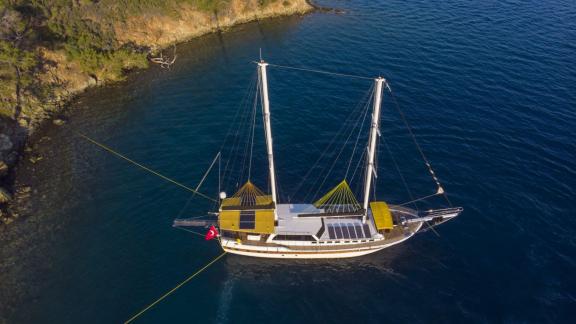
(124, 251), (227, 324)
(76, 132), (217, 203)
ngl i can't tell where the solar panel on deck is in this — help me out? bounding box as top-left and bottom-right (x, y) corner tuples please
(328, 224), (336, 239)
(341, 224), (351, 239)
(362, 224), (371, 238)
(354, 225), (364, 238)
(351, 223), (361, 238)
(348, 224), (357, 239)
(335, 224), (343, 239)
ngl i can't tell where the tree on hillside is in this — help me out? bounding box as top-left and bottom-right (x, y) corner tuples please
(0, 7), (39, 119)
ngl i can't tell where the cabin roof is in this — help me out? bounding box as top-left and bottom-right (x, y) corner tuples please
(275, 204), (377, 239)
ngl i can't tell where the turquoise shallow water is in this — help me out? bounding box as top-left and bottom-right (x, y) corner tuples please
(1, 0), (575, 322)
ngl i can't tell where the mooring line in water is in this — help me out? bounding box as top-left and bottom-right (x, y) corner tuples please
(75, 132), (217, 203)
(124, 251), (227, 324)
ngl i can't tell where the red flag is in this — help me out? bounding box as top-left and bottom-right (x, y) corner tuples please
(205, 225), (219, 241)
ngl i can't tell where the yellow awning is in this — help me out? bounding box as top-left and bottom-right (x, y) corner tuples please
(370, 201), (394, 230)
(313, 180), (361, 213)
(219, 209), (275, 234)
(220, 181), (273, 209)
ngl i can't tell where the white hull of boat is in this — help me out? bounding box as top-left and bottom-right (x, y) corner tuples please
(222, 246), (386, 259)
(220, 222), (423, 259)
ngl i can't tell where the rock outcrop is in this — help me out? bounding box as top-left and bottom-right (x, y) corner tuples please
(114, 0), (312, 48)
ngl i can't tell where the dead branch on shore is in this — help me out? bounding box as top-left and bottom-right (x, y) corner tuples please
(150, 45), (177, 69)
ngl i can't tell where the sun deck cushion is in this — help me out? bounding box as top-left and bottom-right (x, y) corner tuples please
(370, 201), (394, 230)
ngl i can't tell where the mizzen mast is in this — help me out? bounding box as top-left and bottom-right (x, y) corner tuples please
(258, 60), (279, 220)
(363, 77), (385, 223)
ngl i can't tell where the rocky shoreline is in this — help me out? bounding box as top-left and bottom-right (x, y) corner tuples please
(0, 0), (315, 227)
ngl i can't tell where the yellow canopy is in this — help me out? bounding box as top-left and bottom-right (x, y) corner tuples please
(219, 209), (274, 234)
(220, 181), (273, 209)
(219, 181), (275, 234)
(370, 201), (394, 230)
(313, 180), (361, 213)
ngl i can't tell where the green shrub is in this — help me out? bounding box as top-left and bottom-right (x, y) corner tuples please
(0, 0), (283, 118)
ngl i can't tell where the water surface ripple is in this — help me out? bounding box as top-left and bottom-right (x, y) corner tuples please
(1, 0), (575, 322)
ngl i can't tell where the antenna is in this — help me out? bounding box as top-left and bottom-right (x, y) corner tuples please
(259, 48), (262, 61)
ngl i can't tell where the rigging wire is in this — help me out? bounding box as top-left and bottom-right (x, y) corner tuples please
(245, 77), (260, 181)
(305, 117), (363, 202)
(197, 64), (453, 209)
(173, 152), (221, 220)
(225, 90), (255, 189)
(267, 63), (374, 81)
(387, 84), (453, 207)
(221, 72), (258, 191)
(379, 133), (419, 211)
(195, 152), (221, 192)
(304, 88), (374, 202)
(344, 89), (373, 179)
(350, 150), (367, 194)
(231, 100), (256, 189)
(399, 193), (440, 207)
(174, 74), (257, 218)
(292, 85), (374, 201)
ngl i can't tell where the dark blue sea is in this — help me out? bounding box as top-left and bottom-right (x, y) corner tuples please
(1, 0), (575, 322)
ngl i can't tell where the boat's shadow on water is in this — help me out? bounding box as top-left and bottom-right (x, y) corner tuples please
(211, 245), (421, 322)
(222, 244), (410, 277)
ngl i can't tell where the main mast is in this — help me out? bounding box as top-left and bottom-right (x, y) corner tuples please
(363, 77), (385, 223)
(258, 61), (278, 220)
